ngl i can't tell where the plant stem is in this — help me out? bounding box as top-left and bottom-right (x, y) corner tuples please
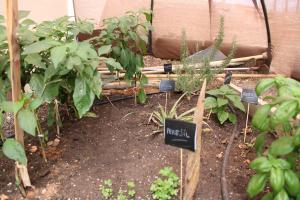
(35, 113), (47, 163)
(54, 99), (61, 138)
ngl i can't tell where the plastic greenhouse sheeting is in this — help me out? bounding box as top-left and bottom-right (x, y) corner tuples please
(72, 0), (300, 76)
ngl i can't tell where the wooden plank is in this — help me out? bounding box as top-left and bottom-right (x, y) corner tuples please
(5, 0), (31, 187)
(183, 79), (207, 200)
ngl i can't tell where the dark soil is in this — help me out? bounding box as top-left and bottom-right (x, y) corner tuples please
(0, 93), (258, 200)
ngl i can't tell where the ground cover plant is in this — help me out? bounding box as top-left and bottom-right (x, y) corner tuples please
(175, 16), (236, 98)
(204, 85), (245, 124)
(91, 10), (152, 104)
(247, 76), (300, 199)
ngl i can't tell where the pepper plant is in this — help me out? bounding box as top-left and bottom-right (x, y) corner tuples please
(204, 85), (245, 124)
(247, 76), (300, 199)
(92, 10), (152, 103)
(0, 13), (102, 165)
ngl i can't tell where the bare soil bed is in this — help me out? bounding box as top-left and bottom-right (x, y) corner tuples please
(0, 91), (262, 200)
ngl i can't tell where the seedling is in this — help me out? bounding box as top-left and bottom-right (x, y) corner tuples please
(150, 167), (179, 200)
(100, 179), (113, 199)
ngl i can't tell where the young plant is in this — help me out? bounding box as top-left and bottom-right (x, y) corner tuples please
(204, 85), (245, 124)
(127, 181), (136, 198)
(150, 167), (179, 200)
(176, 16), (236, 97)
(92, 10), (152, 104)
(246, 76), (300, 199)
(100, 179), (113, 199)
(149, 93), (195, 133)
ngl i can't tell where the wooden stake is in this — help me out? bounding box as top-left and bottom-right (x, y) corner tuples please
(5, 0), (31, 188)
(244, 103), (250, 143)
(183, 79), (207, 200)
(180, 148), (183, 200)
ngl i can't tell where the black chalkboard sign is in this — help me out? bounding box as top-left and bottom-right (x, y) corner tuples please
(163, 63), (172, 73)
(241, 89), (258, 104)
(159, 80), (175, 92)
(224, 71), (232, 85)
(164, 118), (197, 151)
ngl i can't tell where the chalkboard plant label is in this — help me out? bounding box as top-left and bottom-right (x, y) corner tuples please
(164, 118), (197, 151)
(159, 80), (176, 92)
(224, 71), (232, 85)
(163, 63), (172, 73)
(241, 89), (258, 104)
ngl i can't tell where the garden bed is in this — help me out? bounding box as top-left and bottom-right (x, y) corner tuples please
(0, 91), (261, 199)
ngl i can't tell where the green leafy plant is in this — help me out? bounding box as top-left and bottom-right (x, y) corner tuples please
(127, 181), (136, 198)
(247, 76), (300, 199)
(92, 10), (152, 103)
(150, 167), (179, 200)
(204, 85), (245, 124)
(100, 179), (113, 199)
(149, 93), (195, 133)
(176, 16), (236, 97)
(0, 13), (101, 165)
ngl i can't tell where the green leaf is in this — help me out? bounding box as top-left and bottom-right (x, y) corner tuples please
(271, 100), (298, 128)
(250, 156), (272, 173)
(228, 113), (237, 124)
(29, 74), (44, 95)
(204, 97), (217, 109)
(24, 54), (45, 68)
(66, 56), (81, 70)
(98, 45), (112, 56)
(29, 97), (43, 110)
(17, 109), (37, 136)
(274, 189), (290, 200)
(252, 104), (271, 132)
(226, 94), (245, 112)
(270, 167), (285, 192)
(42, 82), (60, 102)
(51, 45), (67, 68)
(254, 133), (265, 155)
(138, 88), (147, 104)
(23, 40), (54, 55)
(1, 101), (23, 113)
(217, 109), (229, 124)
(105, 58), (122, 71)
(284, 170), (300, 196)
(269, 136), (295, 157)
(256, 78), (275, 96)
(73, 77), (95, 118)
(270, 158), (291, 170)
(217, 97), (228, 107)
(246, 173), (268, 198)
(3, 139), (27, 165)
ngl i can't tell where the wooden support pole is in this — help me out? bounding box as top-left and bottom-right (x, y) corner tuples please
(5, 0), (31, 188)
(183, 79), (207, 200)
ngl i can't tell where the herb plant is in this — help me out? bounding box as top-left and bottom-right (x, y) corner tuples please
(150, 167), (179, 200)
(176, 16), (236, 97)
(100, 179), (113, 199)
(204, 85), (245, 124)
(92, 10), (152, 103)
(246, 76), (300, 199)
(150, 93), (195, 134)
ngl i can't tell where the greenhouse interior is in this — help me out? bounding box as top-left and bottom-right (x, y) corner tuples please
(1, 0), (300, 199)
